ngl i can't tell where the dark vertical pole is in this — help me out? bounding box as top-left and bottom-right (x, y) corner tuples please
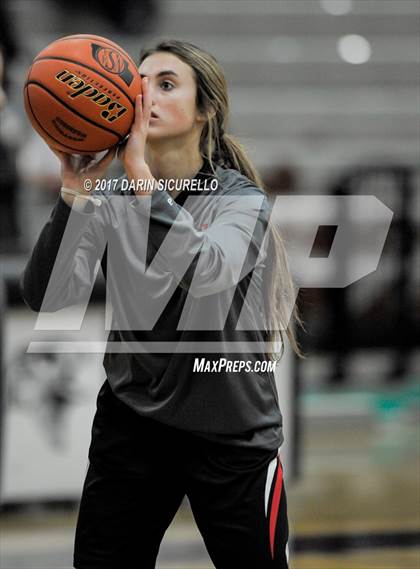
(391, 167), (414, 380)
(0, 267), (5, 505)
(330, 176), (352, 384)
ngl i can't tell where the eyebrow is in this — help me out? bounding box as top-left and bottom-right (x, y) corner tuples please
(140, 70), (179, 79)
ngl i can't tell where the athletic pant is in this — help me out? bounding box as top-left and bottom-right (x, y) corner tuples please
(73, 379), (289, 569)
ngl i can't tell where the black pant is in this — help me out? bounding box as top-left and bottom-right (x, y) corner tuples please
(74, 380), (289, 569)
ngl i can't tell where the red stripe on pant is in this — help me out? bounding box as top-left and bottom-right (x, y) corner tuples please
(269, 457), (283, 560)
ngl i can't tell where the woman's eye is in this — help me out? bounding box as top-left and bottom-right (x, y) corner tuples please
(160, 80), (174, 91)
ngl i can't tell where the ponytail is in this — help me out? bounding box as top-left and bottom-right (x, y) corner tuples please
(207, 130), (307, 362)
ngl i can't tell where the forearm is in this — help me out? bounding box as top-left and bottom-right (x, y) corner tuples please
(20, 195), (98, 311)
(125, 161), (157, 198)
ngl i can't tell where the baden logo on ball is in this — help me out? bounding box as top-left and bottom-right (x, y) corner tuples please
(55, 69), (128, 123)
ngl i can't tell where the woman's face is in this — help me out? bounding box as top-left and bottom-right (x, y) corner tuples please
(138, 52), (204, 142)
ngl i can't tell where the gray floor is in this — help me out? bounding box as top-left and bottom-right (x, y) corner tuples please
(1, 374), (419, 569)
(1, 500), (212, 569)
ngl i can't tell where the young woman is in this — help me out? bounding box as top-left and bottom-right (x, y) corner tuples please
(21, 40), (304, 569)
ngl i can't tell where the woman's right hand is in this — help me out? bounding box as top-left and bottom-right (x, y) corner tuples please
(50, 146), (116, 205)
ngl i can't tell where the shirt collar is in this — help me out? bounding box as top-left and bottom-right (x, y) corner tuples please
(174, 159), (216, 206)
(127, 159), (218, 204)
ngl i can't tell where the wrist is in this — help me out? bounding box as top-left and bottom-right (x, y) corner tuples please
(60, 186), (101, 210)
(60, 190), (88, 211)
(125, 161), (151, 182)
(126, 163), (157, 197)
(62, 174), (95, 195)
(60, 190), (77, 208)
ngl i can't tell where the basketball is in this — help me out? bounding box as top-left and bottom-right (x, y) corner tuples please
(23, 34), (142, 154)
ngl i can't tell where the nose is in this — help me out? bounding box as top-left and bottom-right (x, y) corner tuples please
(150, 96), (158, 116)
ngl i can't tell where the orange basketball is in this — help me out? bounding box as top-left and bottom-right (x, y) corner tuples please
(24, 34), (142, 154)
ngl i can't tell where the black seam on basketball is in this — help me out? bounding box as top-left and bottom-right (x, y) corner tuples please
(25, 87), (107, 153)
(51, 35), (139, 68)
(32, 56), (136, 108)
(25, 81), (123, 141)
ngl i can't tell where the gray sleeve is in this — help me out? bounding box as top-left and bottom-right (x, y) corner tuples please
(129, 189), (270, 297)
(20, 195), (107, 312)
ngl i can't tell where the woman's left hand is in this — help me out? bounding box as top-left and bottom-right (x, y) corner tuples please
(118, 76), (152, 181)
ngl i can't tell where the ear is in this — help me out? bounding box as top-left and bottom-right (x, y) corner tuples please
(196, 106), (215, 124)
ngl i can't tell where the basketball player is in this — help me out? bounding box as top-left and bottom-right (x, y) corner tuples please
(21, 40), (305, 569)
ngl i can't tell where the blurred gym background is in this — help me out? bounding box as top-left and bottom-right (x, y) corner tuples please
(0, 1), (419, 568)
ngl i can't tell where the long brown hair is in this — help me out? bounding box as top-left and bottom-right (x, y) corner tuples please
(139, 40), (306, 361)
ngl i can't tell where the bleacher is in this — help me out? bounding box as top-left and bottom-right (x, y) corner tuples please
(6, 0), (418, 180)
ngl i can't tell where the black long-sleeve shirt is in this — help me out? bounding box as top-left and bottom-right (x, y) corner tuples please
(20, 161), (283, 450)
